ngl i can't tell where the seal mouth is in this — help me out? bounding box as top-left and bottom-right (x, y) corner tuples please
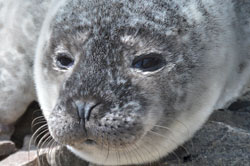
(84, 139), (96, 145)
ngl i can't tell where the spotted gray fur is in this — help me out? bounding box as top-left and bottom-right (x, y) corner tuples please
(2, 0), (249, 165)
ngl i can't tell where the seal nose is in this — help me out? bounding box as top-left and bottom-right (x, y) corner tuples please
(75, 100), (100, 126)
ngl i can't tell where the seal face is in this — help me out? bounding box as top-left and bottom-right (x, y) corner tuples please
(34, 0), (250, 165)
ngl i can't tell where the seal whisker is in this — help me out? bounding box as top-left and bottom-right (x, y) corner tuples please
(150, 121), (191, 158)
(131, 144), (141, 164)
(114, 145), (121, 165)
(56, 145), (63, 166)
(123, 146), (135, 164)
(32, 128), (49, 147)
(111, 126), (146, 165)
(147, 130), (182, 164)
(161, 114), (195, 154)
(47, 140), (56, 158)
(100, 133), (104, 153)
(143, 136), (161, 160)
(139, 139), (160, 165)
(117, 149), (121, 164)
(48, 142), (59, 165)
(31, 116), (46, 126)
(104, 135), (110, 164)
(121, 146), (130, 165)
(37, 133), (50, 165)
(31, 115), (45, 123)
(44, 138), (54, 164)
(133, 143), (146, 164)
(32, 120), (47, 130)
(40, 135), (53, 159)
(152, 127), (190, 156)
(41, 136), (52, 152)
(31, 109), (44, 122)
(143, 133), (181, 165)
(40, 136), (52, 165)
(122, 141), (141, 164)
(29, 124), (48, 151)
(123, 147), (132, 164)
(115, 149), (119, 166)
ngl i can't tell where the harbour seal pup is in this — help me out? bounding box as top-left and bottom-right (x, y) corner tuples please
(0, 0), (249, 165)
(0, 0), (49, 136)
(34, 0), (250, 165)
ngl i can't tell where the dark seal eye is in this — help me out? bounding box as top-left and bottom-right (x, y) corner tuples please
(132, 53), (166, 72)
(55, 53), (74, 70)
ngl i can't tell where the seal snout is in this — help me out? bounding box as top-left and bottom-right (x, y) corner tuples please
(75, 100), (101, 130)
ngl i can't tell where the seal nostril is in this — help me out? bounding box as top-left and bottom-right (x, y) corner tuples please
(75, 100), (101, 122)
(76, 101), (85, 121)
(85, 102), (101, 121)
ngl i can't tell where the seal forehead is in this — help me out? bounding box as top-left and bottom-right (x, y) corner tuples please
(52, 0), (191, 34)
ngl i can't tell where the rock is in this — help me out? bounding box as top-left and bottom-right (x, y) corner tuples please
(0, 140), (16, 159)
(0, 149), (47, 166)
(22, 135), (36, 151)
(11, 101), (41, 149)
(165, 121), (250, 166)
(0, 101), (48, 166)
(0, 124), (14, 140)
(209, 109), (250, 132)
(1, 134), (89, 166)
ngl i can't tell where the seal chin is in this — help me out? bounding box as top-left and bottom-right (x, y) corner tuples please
(65, 125), (181, 166)
(66, 136), (155, 166)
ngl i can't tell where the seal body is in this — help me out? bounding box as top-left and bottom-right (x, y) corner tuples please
(0, 0), (49, 131)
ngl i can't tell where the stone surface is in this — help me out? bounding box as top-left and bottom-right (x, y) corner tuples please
(162, 94), (250, 166)
(11, 101), (41, 149)
(0, 140), (16, 159)
(171, 121), (250, 166)
(0, 149), (48, 166)
(0, 133), (48, 166)
(0, 124), (14, 140)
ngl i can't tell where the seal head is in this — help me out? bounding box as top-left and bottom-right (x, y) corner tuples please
(34, 0), (247, 165)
